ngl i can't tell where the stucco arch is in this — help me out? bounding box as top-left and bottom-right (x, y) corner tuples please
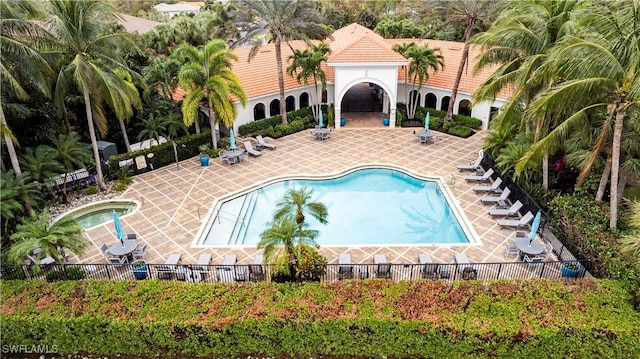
(333, 75), (398, 128)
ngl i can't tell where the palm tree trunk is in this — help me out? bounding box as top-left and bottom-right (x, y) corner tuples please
(118, 119), (131, 152)
(444, 19), (474, 123)
(63, 109), (72, 135)
(609, 107), (625, 229)
(1, 106), (22, 175)
(83, 90), (107, 191)
(595, 153), (612, 202)
(313, 81), (319, 120)
(542, 152), (549, 190)
(275, 38), (288, 125)
(617, 170), (628, 205)
(208, 106), (217, 149)
(194, 116), (201, 133)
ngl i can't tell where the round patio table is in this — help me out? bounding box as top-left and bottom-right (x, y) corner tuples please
(224, 149), (243, 164)
(515, 237), (544, 256)
(109, 240), (137, 257)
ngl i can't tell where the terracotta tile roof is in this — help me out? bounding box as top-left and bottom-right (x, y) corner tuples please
(116, 13), (159, 34)
(171, 23), (511, 102)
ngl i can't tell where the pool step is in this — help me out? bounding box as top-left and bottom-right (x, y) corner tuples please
(229, 190), (258, 245)
(205, 196), (246, 245)
(233, 189), (260, 245)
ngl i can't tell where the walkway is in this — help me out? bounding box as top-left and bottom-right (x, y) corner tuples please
(74, 128), (540, 268)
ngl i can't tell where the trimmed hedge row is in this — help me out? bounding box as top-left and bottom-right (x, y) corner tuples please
(402, 105), (482, 138)
(238, 107), (316, 137)
(2, 279), (639, 358)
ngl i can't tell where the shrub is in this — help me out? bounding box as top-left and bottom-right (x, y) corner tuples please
(84, 186), (98, 195)
(290, 120), (305, 132)
(295, 247), (328, 281)
(275, 124), (294, 136)
(113, 182), (127, 191)
(447, 125), (473, 137)
(395, 110), (403, 127)
(217, 138), (230, 150)
(452, 114), (483, 129)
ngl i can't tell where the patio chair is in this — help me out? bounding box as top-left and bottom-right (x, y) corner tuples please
(157, 253), (181, 280)
(523, 254), (545, 265)
(473, 177), (502, 193)
(226, 156), (237, 165)
(480, 187), (511, 205)
(195, 253), (212, 281)
(497, 211), (534, 229)
(244, 141), (262, 157)
(217, 254), (238, 282)
(100, 244), (111, 260)
(108, 255), (128, 265)
(419, 253), (439, 280)
(127, 233), (137, 240)
(373, 254), (392, 279)
(454, 253), (477, 280)
(249, 254), (265, 282)
(219, 153), (228, 164)
(542, 243), (554, 259)
(457, 150), (484, 172)
(338, 253), (354, 280)
(464, 168), (494, 182)
(488, 200), (523, 217)
(505, 241), (519, 258)
(256, 135), (276, 150)
(131, 243), (147, 261)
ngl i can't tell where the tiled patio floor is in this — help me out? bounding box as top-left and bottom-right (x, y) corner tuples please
(73, 128), (541, 267)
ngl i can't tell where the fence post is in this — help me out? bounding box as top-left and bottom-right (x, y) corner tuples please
(496, 263), (502, 280)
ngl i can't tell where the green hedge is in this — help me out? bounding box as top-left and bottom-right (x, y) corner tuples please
(2, 279), (639, 358)
(239, 107), (315, 137)
(403, 105), (481, 137)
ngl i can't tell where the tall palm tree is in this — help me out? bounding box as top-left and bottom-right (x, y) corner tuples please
(436, 0), (496, 123)
(258, 216), (319, 275)
(518, 1), (640, 229)
(286, 42), (330, 121)
(472, 0), (582, 189)
(50, 132), (93, 198)
(142, 57), (181, 104)
(44, 0), (142, 191)
(232, 0), (330, 125)
(273, 187), (328, 235)
(393, 42), (444, 120)
(0, 170), (41, 227)
(113, 68), (143, 153)
(173, 39), (247, 149)
(0, 0), (52, 175)
(8, 208), (87, 272)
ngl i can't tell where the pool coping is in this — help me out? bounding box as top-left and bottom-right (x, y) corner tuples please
(53, 199), (142, 230)
(191, 163), (482, 249)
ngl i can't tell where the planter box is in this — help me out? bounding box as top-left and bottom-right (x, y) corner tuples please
(382, 117), (390, 126)
(561, 263), (581, 278)
(131, 260), (148, 280)
(199, 155), (209, 166)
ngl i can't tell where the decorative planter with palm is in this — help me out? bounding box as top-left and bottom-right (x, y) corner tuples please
(561, 262), (581, 278)
(131, 260), (148, 280)
(198, 144), (210, 166)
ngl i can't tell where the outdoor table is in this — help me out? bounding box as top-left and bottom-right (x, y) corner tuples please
(109, 240), (137, 259)
(224, 149), (243, 164)
(312, 128), (330, 141)
(515, 237), (544, 257)
(416, 130), (435, 144)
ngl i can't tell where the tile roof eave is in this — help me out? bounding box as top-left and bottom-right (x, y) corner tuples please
(327, 61), (408, 67)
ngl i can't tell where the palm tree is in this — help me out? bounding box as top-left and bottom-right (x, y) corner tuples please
(0, 0), (52, 175)
(286, 42), (330, 121)
(620, 200), (640, 268)
(173, 39), (247, 149)
(258, 216), (319, 276)
(273, 187), (328, 234)
(137, 113), (167, 147)
(19, 145), (64, 195)
(8, 208), (87, 272)
(435, 0), (496, 123)
(44, 0), (143, 191)
(142, 57), (181, 104)
(232, 0), (331, 125)
(0, 170), (41, 227)
(113, 68), (144, 153)
(518, 1), (640, 229)
(50, 132), (93, 198)
(393, 42), (444, 120)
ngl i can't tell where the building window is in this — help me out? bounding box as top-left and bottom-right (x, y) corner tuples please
(286, 96), (295, 112)
(253, 103), (266, 121)
(458, 99), (472, 116)
(300, 92), (309, 108)
(270, 99), (280, 116)
(441, 96), (450, 111)
(425, 93), (437, 109)
(322, 89), (327, 103)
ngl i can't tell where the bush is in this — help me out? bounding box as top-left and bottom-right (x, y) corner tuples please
(290, 120), (305, 132)
(238, 108), (314, 137)
(84, 186), (98, 195)
(217, 137), (230, 150)
(294, 247), (328, 281)
(275, 124), (294, 136)
(45, 267), (86, 282)
(452, 114), (483, 129)
(113, 182), (127, 191)
(446, 125), (473, 138)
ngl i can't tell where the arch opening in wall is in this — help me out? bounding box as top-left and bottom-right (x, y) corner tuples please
(269, 99), (280, 116)
(286, 96), (295, 112)
(253, 103), (266, 121)
(458, 99), (472, 116)
(425, 93), (437, 109)
(441, 96), (451, 112)
(340, 82), (383, 113)
(300, 92), (309, 108)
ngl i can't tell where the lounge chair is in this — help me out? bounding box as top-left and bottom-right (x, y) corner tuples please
(249, 254), (265, 282)
(473, 177), (502, 193)
(157, 253), (181, 280)
(243, 141), (262, 157)
(217, 254), (238, 282)
(497, 211), (534, 229)
(480, 187), (511, 205)
(488, 200), (523, 217)
(454, 253), (477, 280)
(338, 253), (354, 280)
(464, 168), (494, 182)
(373, 254), (392, 279)
(457, 150), (484, 172)
(256, 135), (276, 150)
(194, 253), (212, 281)
(419, 253), (439, 280)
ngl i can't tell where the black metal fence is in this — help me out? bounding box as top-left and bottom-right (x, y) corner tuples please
(1, 260), (590, 284)
(480, 153), (592, 272)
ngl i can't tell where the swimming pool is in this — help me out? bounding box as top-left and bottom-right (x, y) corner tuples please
(55, 200), (141, 229)
(196, 167), (480, 247)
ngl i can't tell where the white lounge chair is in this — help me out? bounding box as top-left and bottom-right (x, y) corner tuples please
(473, 177), (502, 193)
(243, 141), (262, 157)
(249, 254), (265, 282)
(338, 253), (354, 280)
(497, 211), (535, 229)
(256, 135), (276, 150)
(419, 253), (439, 280)
(457, 150), (484, 171)
(480, 187), (511, 205)
(464, 168), (494, 182)
(454, 253), (477, 280)
(373, 254), (391, 279)
(157, 253), (181, 280)
(217, 254), (238, 282)
(488, 200), (523, 217)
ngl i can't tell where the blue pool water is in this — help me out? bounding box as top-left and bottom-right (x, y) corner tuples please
(202, 168), (469, 246)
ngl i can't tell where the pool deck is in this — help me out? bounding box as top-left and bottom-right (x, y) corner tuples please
(74, 128), (533, 267)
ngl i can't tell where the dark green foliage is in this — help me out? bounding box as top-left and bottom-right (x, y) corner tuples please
(447, 125), (473, 138)
(452, 114), (483, 129)
(45, 267), (86, 282)
(290, 119), (305, 132)
(239, 107), (314, 137)
(217, 138), (230, 150)
(404, 106), (479, 138)
(2, 279), (639, 357)
(294, 247), (328, 282)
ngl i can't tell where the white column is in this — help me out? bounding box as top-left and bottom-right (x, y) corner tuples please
(334, 106), (341, 129)
(389, 107), (396, 129)
(383, 93), (389, 114)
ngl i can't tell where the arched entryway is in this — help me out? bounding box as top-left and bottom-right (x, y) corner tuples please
(338, 82), (387, 127)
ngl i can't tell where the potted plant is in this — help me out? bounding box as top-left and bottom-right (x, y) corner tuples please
(198, 144), (210, 166)
(131, 260), (148, 280)
(382, 113), (390, 126)
(561, 261), (581, 278)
